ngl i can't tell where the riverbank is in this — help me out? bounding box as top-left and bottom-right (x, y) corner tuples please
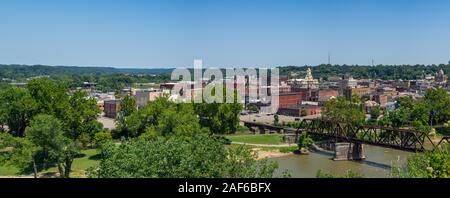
(252, 148), (295, 160)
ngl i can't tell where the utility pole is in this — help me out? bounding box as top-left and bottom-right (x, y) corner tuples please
(328, 51), (331, 66)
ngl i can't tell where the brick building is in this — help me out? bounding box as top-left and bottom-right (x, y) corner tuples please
(277, 105), (321, 117)
(373, 94), (388, 106)
(104, 100), (120, 118)
(344, 87), (373, 99)
(278, 92), (305, 108)
(316, 89), (339, 104)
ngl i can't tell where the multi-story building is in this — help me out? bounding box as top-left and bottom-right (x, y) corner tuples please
(339, 75), (358, 95)
(104, 100), (120, 118)
(287, 68), (319, 89)
(344, 87), (373, 99)
(278, 92), (305, 108)
(134, 89), (163, 108)
(316, 89), (339, 105)
(373, 94), (388, 106)
(435, 69), (448, 85)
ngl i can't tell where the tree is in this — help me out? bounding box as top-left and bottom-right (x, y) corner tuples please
(424, 88), (450, 126)
(193, 88), (243, 134)
(115, 95), (136, 137)
(247, 104), (259, 113)
(298, 133), (314, 149)
(0, 87), (37, 136)
(396, 96), (415, 110)
(274, 114), (280, 126)
(369, 105), (381, 120)
(89, 134), (280, 178)
(121, 97), (208, 138)
(386, 108), (410, 128)
(118, 95), (136, 118)
(27, 78), (69, 119)
(410, 101), (431, 127)
(0, 133), (38, 177)
(392, 146), (450, 178)
(322, 95), (366, 125)
(25, 114), (78, 178)
(64, 90), (102, 141)
(93, 131), (113, 148)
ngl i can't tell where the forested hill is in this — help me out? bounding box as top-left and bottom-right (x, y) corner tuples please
(278, 64), (450, 80)
(0, 64), (174, 79)
(2, 64), (450, 82)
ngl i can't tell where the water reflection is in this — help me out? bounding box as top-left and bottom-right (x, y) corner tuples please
(271, 145), (412, 178)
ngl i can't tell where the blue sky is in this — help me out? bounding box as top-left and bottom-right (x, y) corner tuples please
(0, 0), (449, 68)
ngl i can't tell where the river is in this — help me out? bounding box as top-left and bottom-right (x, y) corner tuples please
(270, 145), (413, 178)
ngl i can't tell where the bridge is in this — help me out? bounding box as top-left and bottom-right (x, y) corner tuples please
(242, 119), (450, 160)
(297, 119), (439, 152)
(243, 121), (285, 134)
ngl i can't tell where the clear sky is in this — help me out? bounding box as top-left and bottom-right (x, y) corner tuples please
(0, 0), (450, 68)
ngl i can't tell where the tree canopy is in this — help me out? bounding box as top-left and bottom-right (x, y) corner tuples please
(322, 95), (366, 124)
(89, 134), (279, 178)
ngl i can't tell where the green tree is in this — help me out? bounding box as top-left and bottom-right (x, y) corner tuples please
(396, 96), (415, 110)
(424, 88), (450, 126)
(386, 108), (410, 128)
(115, 95), (136, 137)
(25, 114), (78, 178)
(298, 133), (314, 149)
(118, 95), (136, 118)
(392, 146), (450, 178)
(322, 95), (366, 125)
(274, 114), (280, 126)
(0, 87), (37, 136)
(369, 105), (381, 120)
(247, 104), (259, 113)
(65, 90), (102, 141)
(27, 78), (69, 119)
(89, 134), (280, 178)
(0, 133), (38, 177)
(122, 97), (207, 138)
(410, 101), (431, 127)
(193, 88), (243, 134)
(93, 130), (113, 148)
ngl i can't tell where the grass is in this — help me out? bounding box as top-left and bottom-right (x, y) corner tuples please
(0, 149), (101, 178)
(0, 165), (21, 176)
(225, 134), (284, 145)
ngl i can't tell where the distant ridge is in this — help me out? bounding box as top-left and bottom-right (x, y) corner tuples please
(0, 64), (174, 78)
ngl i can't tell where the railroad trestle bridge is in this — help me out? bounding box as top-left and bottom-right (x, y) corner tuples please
(243, 119), (450, 161)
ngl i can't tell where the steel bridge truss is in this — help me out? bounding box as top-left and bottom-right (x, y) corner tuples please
(296, 119), (440, 152)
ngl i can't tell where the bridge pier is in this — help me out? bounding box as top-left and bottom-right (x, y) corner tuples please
(333, 143), (365, 161)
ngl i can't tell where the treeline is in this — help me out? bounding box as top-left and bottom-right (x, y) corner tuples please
(0, 65), (174, 92)
(279, 64), (450, 80)
(0, 64), (173, 79)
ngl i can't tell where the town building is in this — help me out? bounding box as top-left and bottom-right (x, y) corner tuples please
(344, 87), (373, 99)
(339, 75), (358, 96)
(278, 92), (305, 108)
(134, 89), (163, 108)
(104, 100), (120, 118)
(435, 69), (448, 85)
(287, 68), (319, 89)
(277, 104), (321, 117)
